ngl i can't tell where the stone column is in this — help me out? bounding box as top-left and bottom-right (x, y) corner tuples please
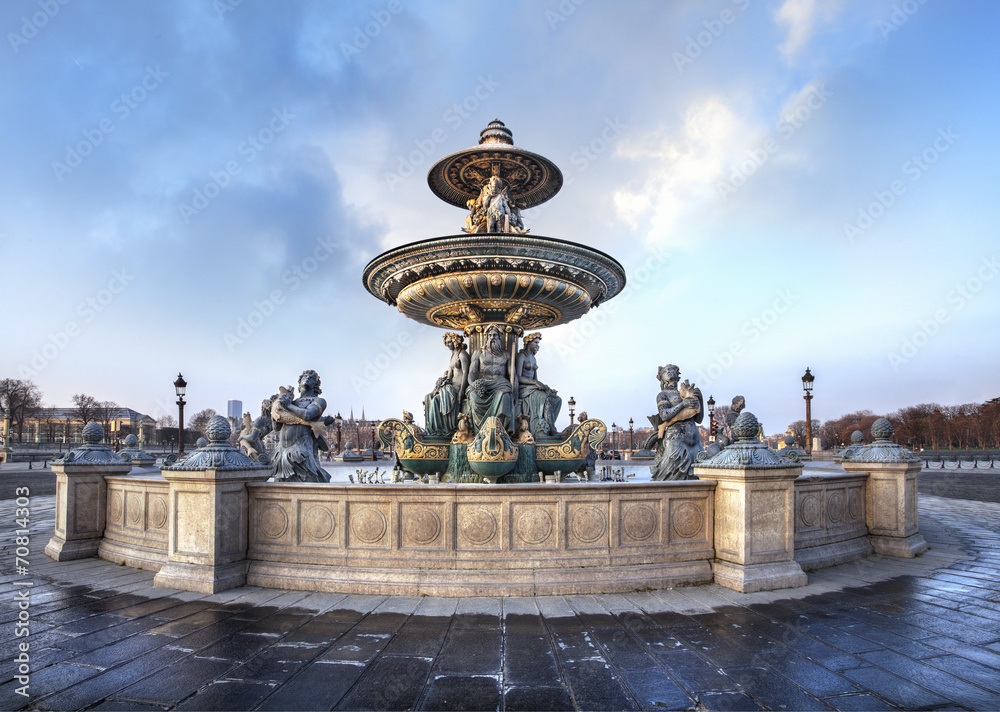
(840, 418), (927, 558)
(45, 423), (132, 561)
(694, 412), (808, 593)
(153, 416), (269, 593)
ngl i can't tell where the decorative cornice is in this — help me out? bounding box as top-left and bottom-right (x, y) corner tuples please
(52, 422), (127, 466)
(696, 412), (802, 470)
(363, 234), (626, 329)
(165, 415), (266, 471)
(842, 418), (920, 464)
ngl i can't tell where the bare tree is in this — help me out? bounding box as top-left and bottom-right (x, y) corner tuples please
(189, 408), (218, 439)
(71, 394), (99, 429)
(0, 379), (43, 443)
(93, 400), (119, 443)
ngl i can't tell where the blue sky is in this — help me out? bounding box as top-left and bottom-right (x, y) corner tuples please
(2, 0), (998, 439)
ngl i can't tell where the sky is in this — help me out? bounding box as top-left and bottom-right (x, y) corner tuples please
(2, 0), (998, 440)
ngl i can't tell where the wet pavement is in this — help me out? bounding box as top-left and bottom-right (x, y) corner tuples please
(2, 467), (1000, 710)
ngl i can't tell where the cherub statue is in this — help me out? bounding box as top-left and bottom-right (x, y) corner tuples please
(451, 413), (475, 444)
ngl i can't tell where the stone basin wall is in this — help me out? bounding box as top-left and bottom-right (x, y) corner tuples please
(98, 476), (170, 571)
(245, 482), (716, 596)
(793, 472), (872, 570)
(46, 459), (923, 595)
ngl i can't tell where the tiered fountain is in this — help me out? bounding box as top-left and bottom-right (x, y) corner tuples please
(364, 120), (625, 482)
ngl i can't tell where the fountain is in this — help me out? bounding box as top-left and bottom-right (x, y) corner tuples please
(364, 120), (624, 480)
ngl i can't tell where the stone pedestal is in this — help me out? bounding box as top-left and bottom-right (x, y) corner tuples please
(694, 412), (808, 593)
(840, 418), (927, 558)
(45, 423), (133, 561)
(153, 466), (270, 593)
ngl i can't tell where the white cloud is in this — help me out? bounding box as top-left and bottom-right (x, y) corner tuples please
(775, 0), (845, 58)
(611, 96), (761, 245)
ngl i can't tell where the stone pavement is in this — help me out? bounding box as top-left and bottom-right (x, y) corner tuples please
(2, 488), (1000, 709)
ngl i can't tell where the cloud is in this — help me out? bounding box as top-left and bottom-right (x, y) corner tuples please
(774, 0), (845, 58)
(611, 95), (759, 245)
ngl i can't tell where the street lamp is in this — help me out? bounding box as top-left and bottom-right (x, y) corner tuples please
(628, 417), (634, 456)
(568, 396), (576, 424)
(174, 372), (187, 458)
(706, 395), (716, 443)
(802, 367), (814, 454)
(335, 412), (343, 453)
(611, 422), (616, 458)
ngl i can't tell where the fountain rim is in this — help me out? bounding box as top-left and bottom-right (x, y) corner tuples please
(362, 232), (627, 308)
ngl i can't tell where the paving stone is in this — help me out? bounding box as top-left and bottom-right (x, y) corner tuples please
(695, 690), (765, 711)
(503, 634), (561, 687)
(751, 647), (860, 698)
(66, 632), (173, 668)
(589, 624), (661, 670)
(32, 646), (189, 710)
(655, 649), (739, 692)
(320, 631), (392, 664)
(225, 648), (309, 683)
(724, 665), (830, 711)
(114, 656), (235, 705)
(842, 665), (950, 709)
(256, 661), (364, 711)
(418, 674), (501, 711)
(503, 685), (575, 711)
(860, 648), (1000, 709)
(821, 693), (896, 711)
(617, 666), (695, 710)
(435, 629), (501, 674)
(381, 618), (450, 658)
(54, 617), (161, 652)
(334, 655), (432, 711)
(174, 679), (276, 710)
(194, 632), (274, 662)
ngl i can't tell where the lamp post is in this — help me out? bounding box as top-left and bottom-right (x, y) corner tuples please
(628, 417), (634, 456)
(371, 423), (377, 461)
(611, 422), (616, 459)
(802, 367), (814, 454)
(568, 396), (576, 424)
(174, 373), (187, 458)
(335, 412), (343, 454)
(707, 395), (716, 443)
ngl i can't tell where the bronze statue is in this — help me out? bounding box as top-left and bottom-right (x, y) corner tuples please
(423, 332), (469, 436)
(270, 370), (336, 483)
(464, 324), (514, 432)
(515, 332), (561, 437)
(647, 364), (704, 481)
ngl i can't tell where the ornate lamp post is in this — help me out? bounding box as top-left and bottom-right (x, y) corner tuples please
(802, 367), (814, 454)
(173, 373), (187, 458)
(335, 412), (343, 454)
(371, 423), (377, 461)
(628, 417), (634, 456)
(611, 422), (616, 458)
(707, 395), (716, 443)
(568, 396), (576, 424)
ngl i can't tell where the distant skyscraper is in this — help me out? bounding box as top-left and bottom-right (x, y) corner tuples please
(227, 400), (242, 420)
